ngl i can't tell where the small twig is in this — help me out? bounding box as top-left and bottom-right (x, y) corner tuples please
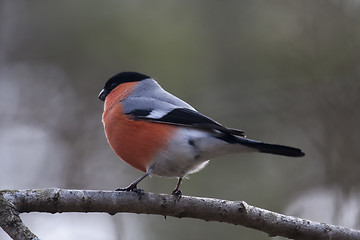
(1, 188), (360, 240)
(0, 191), (39, 240)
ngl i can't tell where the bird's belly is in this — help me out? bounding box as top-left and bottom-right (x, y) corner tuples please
(148, 150), (210, 177)
(147, 128), (220, 177)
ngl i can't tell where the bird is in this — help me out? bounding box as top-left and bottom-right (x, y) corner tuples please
(98, 71), (304, 196)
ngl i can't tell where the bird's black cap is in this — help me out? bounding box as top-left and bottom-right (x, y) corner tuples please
(98, 72), (150, 101)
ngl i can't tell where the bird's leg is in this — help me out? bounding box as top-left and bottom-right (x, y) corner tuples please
(172, 177), (183, 198)
(116, 172), (149, 196)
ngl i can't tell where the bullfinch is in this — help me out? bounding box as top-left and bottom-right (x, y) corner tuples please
(99, 72), (304, 196)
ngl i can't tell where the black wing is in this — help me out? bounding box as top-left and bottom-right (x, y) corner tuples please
(127, 108), (246, 137)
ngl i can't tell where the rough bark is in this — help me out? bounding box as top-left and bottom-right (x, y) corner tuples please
(1, 188), (359, 240)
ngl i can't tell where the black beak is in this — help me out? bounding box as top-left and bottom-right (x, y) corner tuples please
(98, 89), (108, 101)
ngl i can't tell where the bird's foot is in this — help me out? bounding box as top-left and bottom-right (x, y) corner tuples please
(171, 189), (182, 200)
(116, 184), (144, 199)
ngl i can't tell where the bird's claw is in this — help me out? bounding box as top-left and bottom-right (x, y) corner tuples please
(115, 185), (144, 199)
(172, 189), (182, 200)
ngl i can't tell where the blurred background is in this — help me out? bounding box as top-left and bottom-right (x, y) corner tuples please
(1, 0), (360, 239)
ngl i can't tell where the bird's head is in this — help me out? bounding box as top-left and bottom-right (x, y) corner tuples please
(98, 72), (150, 101)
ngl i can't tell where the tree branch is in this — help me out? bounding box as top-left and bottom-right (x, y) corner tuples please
(0, 191), (39, 240)
(1, 188), (359, 240)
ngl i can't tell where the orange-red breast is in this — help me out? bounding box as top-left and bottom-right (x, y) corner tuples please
(99, 72), (304, 195)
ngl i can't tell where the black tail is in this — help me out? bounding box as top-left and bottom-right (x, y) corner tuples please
(239, 138), (305, 157)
